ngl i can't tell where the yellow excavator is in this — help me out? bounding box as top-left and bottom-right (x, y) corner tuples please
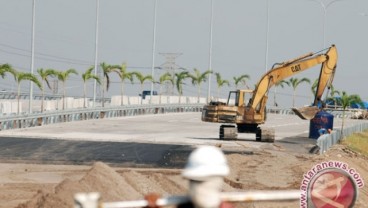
(201, 45), (338, 142)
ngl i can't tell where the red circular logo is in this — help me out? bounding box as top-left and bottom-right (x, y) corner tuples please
(308, 169), (357, 208)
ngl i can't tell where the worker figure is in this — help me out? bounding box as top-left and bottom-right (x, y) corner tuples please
(318, 128), (327, 135)
(179, 146), (232, 208)
(327, 128), (332, 134)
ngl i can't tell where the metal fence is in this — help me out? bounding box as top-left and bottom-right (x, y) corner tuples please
(317, 122), (368, 154)
(0, 105), (290, 131)
(0, 104), (203, 130)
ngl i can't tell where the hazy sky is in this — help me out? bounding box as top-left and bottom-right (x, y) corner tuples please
(0, 0), (367, 107)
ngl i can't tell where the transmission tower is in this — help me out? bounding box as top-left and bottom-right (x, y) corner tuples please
(159, 53), (182, 95)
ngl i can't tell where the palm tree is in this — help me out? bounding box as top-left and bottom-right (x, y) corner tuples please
(0, 64), (16, 108)
(273, 80), (288, 107)
(175, 71), (189, 103)
(37, 68), (57, 112)
(158, 72), (174, 104)
(215, 72), (229, 101)
(100, 62), (120, 107)
(117, 63), (133, 106)
(0, 64), (16, 89)
(82, 67), (100, 108)
(12, 71), (42, 114)
(57, 69), (78, 110)
(311, 80), (340, 108)
(340, 91), (363, 140)
(188, 68), (212, 103)
(0, 64), (15, 77)
(287, 77), (311, 107)
(233, 74), (250, 89)
(131, 71), (153, 104)
(310, 78), (319, 105)
(326, 85), (340, 109)
(311, 79), (318, 96)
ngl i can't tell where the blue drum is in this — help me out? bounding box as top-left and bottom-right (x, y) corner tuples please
(309, 111), (334, 139)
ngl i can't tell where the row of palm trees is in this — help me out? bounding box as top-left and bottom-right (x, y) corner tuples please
(0, 62), (363, 116)
(0, 62), (254, 113)
(0, 64), (82, 114)
(274, 77), (341, 107)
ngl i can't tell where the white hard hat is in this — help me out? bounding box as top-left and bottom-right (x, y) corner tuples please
(182, 146), (229, 180)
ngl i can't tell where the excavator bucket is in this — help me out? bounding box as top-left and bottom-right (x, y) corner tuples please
(291, 106), (320, 120)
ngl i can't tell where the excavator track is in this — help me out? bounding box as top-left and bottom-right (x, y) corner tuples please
(219, 125), (237, 140)
(219, 125), (274, 142)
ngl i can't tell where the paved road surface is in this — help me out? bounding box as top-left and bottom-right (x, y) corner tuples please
(0, 112), (364, 167)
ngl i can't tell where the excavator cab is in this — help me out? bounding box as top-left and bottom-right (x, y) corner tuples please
(226, 90), (254, 107)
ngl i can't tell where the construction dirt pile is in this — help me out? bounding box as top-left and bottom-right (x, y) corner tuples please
(1, 144), (366, 208)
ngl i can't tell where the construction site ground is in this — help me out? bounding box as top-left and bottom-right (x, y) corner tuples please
(0, 112), (367, 208)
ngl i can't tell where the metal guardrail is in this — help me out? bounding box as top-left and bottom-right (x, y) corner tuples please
(0, 105), (288, 131)
(317, 122), (368, 154)
(0, 104), (203, 130)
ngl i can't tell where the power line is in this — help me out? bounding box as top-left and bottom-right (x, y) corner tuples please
(0, 43), (92, 64)
(0, 46), (165, 71)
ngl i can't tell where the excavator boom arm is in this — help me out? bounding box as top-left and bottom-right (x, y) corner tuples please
(250, 45), (337, 109)
(313, 46), (338, 105)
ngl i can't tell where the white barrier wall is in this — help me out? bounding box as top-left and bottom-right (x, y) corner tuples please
(187, 96), (197, 104)
(14, 101), (21, 113)
(55, 99), (61, 110)
(0, 95), (213, 114)
(73, 98), (85, 109)
(0, 102), (9, 114)
(150, 96), (160, 104)
(199, 97), (207, 104)
(169, 96), (180, 104)
(53, 97), (74, 110)
(0, 101), (19, 114)
(159, 96), (168, 104)
(45, 100), (56, 111)
(141, 96), (150, 105)
(111, 96), (130, 106)
(65, 97), (74, 109)
(30, 100), (41, 112)
(118, 95), (207, 105)
(129, 96), (140, 105)
(111, 96), (119, 106)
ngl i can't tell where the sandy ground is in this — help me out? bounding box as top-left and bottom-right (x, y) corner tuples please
(0, 144), (367, 208)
